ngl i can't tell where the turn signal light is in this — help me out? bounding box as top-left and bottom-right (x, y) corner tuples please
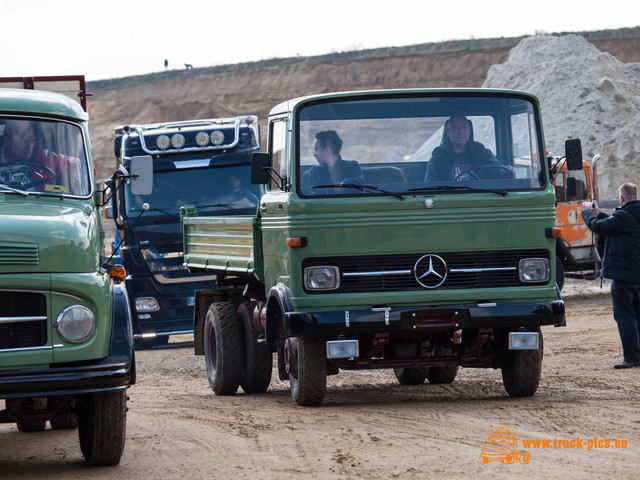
(545, 227), (563, 238)
(286, 237), (308, 248)
(110, 265), (126, 284)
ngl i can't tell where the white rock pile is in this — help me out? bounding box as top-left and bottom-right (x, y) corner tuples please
(484, 34), (640, 200)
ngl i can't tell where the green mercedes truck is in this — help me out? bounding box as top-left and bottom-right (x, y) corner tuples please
(182, 88), (581, 406)
(0, 76), (134, 465)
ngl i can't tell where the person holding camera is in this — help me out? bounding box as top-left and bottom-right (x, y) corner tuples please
(582, 182), (640, 369)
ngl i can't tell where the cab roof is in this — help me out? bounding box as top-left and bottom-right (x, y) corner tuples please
(0, 88), (87, 122)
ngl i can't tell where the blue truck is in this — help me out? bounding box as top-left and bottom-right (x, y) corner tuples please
(106, 115), (262, 347)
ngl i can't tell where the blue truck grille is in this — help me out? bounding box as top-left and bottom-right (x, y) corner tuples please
(0, 292), (48, 349)
(302, 250), (549, 293)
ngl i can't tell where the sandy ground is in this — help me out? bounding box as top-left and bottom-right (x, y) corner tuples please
(1, 278), (638, 479)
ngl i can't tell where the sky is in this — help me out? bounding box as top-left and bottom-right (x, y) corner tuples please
(1, 0), (639, 82)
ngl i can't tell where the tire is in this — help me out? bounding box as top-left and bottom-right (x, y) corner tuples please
(238, 301), (272, 394)
(427, 365), (459, 384)
(77, 390), (127, 466)
(556, 256), (565, 291)
(393, 367), (429, 385)
(17, 419), (46, 432)
(13, 397), (47, 432)
(204, 302), (243, 395)
(50, 413), (78, 430)
(501, 329), (543, 397)
(288, 336), (327, 406)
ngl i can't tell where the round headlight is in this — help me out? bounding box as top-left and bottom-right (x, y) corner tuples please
(195, 131), (210, 147)
(56, 305), (95, 343)
(171, 133), (185, 148)
(210, 130), (224, 146)
(156, 135), (170, 150)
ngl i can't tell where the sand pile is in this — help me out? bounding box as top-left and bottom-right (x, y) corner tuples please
(484, 34), (640, 200)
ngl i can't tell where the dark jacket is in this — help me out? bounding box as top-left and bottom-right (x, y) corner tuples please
(582, 200), (640, 284)
(301, 157), (364, 195)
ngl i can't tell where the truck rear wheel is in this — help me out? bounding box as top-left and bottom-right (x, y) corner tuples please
(286, 336), (327, 406)
(238, 301), (272, 394)
(77, 390), (126, 466)
(393, 367), (428, 385)
(427, 365), (459, 384)
(501, 329), (543, 397)
(204, 302), (243, 395)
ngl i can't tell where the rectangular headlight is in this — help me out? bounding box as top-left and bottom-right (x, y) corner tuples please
(509, 332), (539, 350)
(327, 339), (359, 358)
(304, 266), (340, 291)
(518, 258), (550, 283)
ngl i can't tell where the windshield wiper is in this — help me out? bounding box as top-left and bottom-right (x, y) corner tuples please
(0, 183), (29, 196)
(314, 184), (405, 199)
(408, 185), (508, 196)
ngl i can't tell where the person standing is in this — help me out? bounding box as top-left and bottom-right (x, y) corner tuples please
(582, 183), (640, 369)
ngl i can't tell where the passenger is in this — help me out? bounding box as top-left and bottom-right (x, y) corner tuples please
(302, 130), (364, 194)
(425, 116), (513, 182)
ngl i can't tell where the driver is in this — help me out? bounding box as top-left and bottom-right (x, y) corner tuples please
(301, 130), (364, 194)
(0, 119), (55, 190)
(425, 116), (512, 182)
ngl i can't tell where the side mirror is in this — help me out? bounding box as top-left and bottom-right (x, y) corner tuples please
(251, 152), (270, 185)
(129, 155), (153, 195)
(565, 139), (583, 171)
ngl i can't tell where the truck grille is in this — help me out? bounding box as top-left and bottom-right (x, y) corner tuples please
(303, 250), (549, 293)
(0, 292), (48, 349)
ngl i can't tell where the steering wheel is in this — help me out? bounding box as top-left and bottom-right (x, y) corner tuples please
(0, 161), (56, 189)
(454, 164), (514, 181)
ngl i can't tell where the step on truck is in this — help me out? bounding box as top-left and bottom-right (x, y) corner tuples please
(181, 88), (582, 406)
(0, 76), (135, 464)
(106, 115), (261, 348)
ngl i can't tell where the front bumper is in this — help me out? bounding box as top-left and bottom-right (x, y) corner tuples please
(0, 360), (131, 399)
(284, 299), (565, 337)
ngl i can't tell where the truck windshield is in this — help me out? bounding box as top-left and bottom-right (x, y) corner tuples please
(296, 94), (543, 198)
(123, 165), (260, 218)
(0, 117), (90, 196)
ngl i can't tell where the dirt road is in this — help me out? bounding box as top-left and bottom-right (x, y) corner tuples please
(1, 278), (637, 479)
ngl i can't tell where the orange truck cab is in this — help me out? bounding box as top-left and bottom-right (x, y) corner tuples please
(552, 154), (602, 289)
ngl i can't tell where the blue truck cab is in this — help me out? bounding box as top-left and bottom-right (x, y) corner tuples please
(107, 116), (262, 346)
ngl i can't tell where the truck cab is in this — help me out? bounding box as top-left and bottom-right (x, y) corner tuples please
(108, 116), (261, 346)
(0, 76), (133, 465)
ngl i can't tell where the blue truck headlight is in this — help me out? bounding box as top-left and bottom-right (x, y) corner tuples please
(156, 135), (170, 150)
(56, 305), (95, 343)
(304, 266), (340, 291)
(135, 297), (160, 312)
(518, 258), (550, 283)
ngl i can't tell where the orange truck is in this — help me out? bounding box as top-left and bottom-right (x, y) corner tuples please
(552, 154), (602, 289)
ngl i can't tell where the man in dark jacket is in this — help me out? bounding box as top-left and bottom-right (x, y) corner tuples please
(425, 116), (513, 182)
(301, 130), (364, 195)
(582, 182), (640, 368)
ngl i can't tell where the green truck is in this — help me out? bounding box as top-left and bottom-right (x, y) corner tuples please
(182, 88), (582, 406)
(0, 76), (135, 465)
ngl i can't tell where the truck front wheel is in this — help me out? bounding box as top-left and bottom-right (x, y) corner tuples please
(77, 390), (127, 466)
(238, 301), (272, 394)
(204, 302), (243, 395)
(427, 365), (459, 384)
(501, 329), (543, 397)
(286, 336), (327, 406)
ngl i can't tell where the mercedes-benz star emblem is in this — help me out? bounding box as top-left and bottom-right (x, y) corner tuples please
(414, 254), (448, 288)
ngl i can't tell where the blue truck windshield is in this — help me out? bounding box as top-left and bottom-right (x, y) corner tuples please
(124, 164), (260, 218)
(0, 117), (90, 196)
(296, 94), (543, 197)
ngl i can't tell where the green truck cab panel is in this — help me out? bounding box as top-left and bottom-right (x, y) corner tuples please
(0, 80), (134, 397)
